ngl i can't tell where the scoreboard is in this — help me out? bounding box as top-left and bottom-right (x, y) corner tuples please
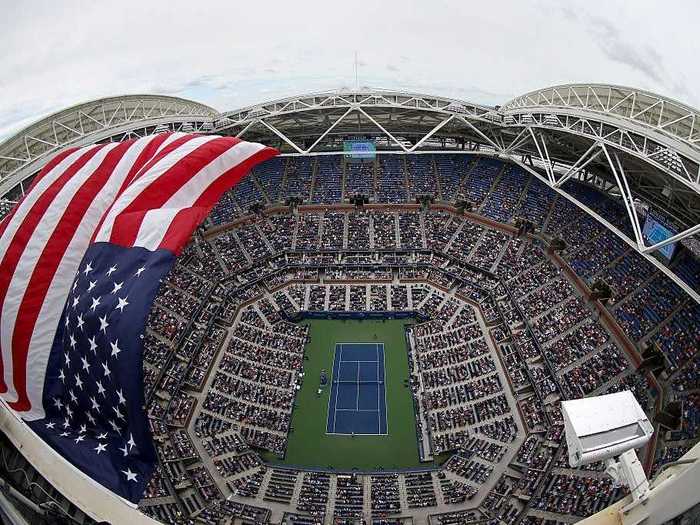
(344, 140), (376, 161)
(642, 214), (677, 260)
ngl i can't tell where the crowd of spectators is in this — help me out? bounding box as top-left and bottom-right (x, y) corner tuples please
(134, 153), (698, 524)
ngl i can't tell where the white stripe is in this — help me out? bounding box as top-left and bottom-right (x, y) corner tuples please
(21, 137), (155, 419)
(0, 143), (121, 404)
(154, 132), (187, 155)
(133, 141), (266, 250)
(93, 135), (217, 244)
(0, 146), (99, 257)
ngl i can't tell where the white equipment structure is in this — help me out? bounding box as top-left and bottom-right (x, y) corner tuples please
(562, 391), (655, 523)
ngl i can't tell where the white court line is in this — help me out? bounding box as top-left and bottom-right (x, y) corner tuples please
(375, 343), (380, 432)
(331, 344), (342, 433)
(335, 409), (381, 412)
(381, 342), (388, 434)
(355, 356), (360, 410)
(327, 342), (390, 436)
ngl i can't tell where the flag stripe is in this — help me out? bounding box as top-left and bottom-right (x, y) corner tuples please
(0, 145), (110, 395)
(157, 145), (278, 253)
(133, 140), (265, 251)
(0, 132), (278, 503)
(9, 141), (138, 412)
(93, 135), (215, 244)
(22, 136), (160, 419)
(0, 147), (81, 236)
(88, 133), (189, 244)
(107, 136), (237, 247)
(0, 147), (97, 255)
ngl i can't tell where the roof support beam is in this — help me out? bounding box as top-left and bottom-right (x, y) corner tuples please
(455, 115), (503, 153)
(510, 154), (700, 303)
(527, 128), (555, 184)
(305, 107), (355, 153)
(234, 120), (258, 138)
(258, 119), (305, 154)
(601, 145), (645, 249)
(408, 114), (454, 152)
(554, 142), (603, 188)
(356, 107), (409, 152)
(642, 223), (700, 254)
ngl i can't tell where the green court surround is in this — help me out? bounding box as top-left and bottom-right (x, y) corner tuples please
(265, 318), (425, 470)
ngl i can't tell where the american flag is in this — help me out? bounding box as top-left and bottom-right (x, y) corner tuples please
(0, 133), (277, 502)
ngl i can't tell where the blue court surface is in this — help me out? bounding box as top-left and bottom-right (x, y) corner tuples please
(326, 343), (387, 435)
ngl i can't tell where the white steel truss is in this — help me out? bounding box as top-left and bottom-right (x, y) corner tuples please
(0, 95), (217, 196)
(1, 85), (698, 301)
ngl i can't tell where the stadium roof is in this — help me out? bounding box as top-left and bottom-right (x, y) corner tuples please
(1, 84), (698, 301)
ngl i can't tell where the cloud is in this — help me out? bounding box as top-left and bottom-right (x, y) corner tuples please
(585, 16), (664, 84)
(0, 0), (698, 142)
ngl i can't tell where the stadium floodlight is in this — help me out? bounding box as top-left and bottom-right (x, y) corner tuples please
(562, 391), (654, 505)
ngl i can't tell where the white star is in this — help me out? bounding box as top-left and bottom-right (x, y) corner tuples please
(68, 333), (77, 349)
(90, 296), (101, 312)
(97, 432), (107, 440)
(122, 468), (138, 482)
(72, 280), (78, 293)
(113, 406), (125, 420)
(58, 369), (66, 383)
(90, 396), (100, 411)
(64, 352), (71, 367)
(106, 265), (117, 277)
(94, 442), (107, 454)
(102, 361), (111, 378)
(127, 433), (136, 451)
(68, 390), (77, 404)
(72, 296), (80, 308)
(111, 281), (123, 294)
(96, 380), (106, 397)
(79, 423), (86, 434)
(87, 412), (96, 425)
(88, 336), (98, 353)
(110, 339), (121, 358)
(45, 421), (55, 429)
(53, 397), (63, 410)
(64, 316), (70, 328)
(134, 267), (146, 277)
(74, 435), (85, 444)
(74, 373), (83, 390)
(109, 419), (121, 433)
(59, 431), (69, 437)
(62, 418), (70, 429)
(98, 315), (109, 333)
(116, 389), (126, 405)
(87, 280), (97, 292)
(65, 406), (73, 419)
(81, 356), (90, 372)
(115, 296), (129, 313)
(82, 262), (93, 276)
(76, 313), (85, 331)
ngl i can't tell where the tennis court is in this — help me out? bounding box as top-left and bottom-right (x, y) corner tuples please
(326, 342), (388, 435)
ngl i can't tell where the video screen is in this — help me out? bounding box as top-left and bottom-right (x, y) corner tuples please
(344, 140), (376, 161)
(642, 214), (677, 260)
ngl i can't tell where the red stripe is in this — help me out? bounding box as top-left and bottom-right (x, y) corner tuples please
(119, 133), (173, 190)
(158, 147), (278, 254)
(126, 134), (198, 186)
(0, 145), (109, 394)
(7, 141), (135, 411)
(88, 133), (174, 244)
(109, 137), (241, 248)
(0, 148), (81, 241)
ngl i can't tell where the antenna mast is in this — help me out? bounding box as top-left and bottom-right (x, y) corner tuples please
(354, 51), (359, 89)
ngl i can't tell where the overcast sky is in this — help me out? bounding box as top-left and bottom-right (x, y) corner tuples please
(1, 0), (698, 140)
